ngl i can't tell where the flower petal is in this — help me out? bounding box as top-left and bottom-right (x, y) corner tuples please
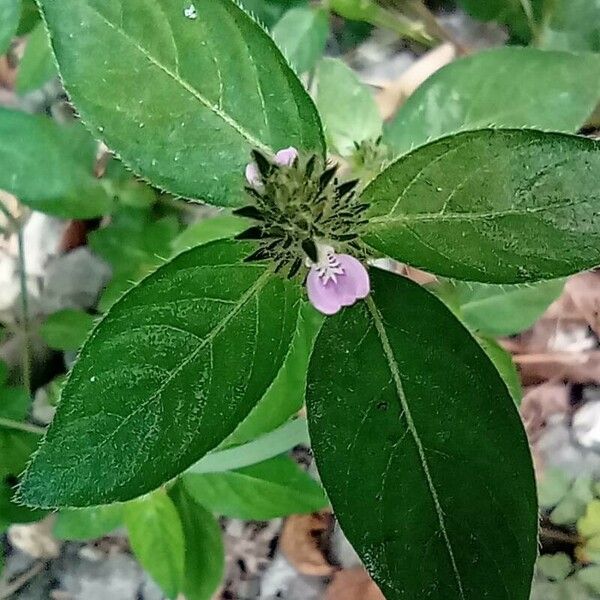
(338, 254), (370, 299)
(275, 147), (299, 167)
(245, 162), (261, 188)
(307, 269), (343, 315)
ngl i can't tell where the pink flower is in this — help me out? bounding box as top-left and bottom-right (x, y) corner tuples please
(306, 248), (370, 316)
(245, 147), (299, 188)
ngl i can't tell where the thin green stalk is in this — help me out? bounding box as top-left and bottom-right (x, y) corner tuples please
(519, 0), (537, 36)
(0, 417), (45, 435)
(376, 0), (465, 50)
(17, 226), (32, 395)
(187, 418), (310, 474)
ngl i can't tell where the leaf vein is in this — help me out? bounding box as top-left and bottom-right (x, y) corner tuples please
(367, 297), (466, 600)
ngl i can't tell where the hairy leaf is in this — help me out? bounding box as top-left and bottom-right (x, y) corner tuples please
(20, 240), (301, 507)
(363, 129), (600, 283)
(226, 302), (323, 446)
(306, 269), (537, 599)
(386, 48), (600, 156)
(37, 0), (324, 206)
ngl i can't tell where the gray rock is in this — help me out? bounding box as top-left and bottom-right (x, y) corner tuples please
(22, 213), (66, 280)
(329, 522), (362, 570)
(40, 248), (111, 313)
(260, 553), (326, 600)
(54, 547), (146, 600)
(537, 415), (600, 479)
(573, 400), (600, 451)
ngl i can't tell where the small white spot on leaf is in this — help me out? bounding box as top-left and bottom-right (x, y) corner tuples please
(184, 3), (197, 19)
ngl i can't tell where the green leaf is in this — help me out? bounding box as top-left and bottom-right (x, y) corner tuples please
(583, 533), (600, 563)
(238, 0), (308, 28)
(385, 48), (600, 156)
(456, 0), (539, 43)
(17, 0), (39, 35)
(538, 468), (571, 508)
(183, 455), (327, 520)
(0, 480), (44, 532)
(54, 504), (124, 540)
(16, 22), (58, 93)
(0, 386), (30, 421)
(170, 483), (224, 600)
(272, 7), (329, 74)
(448, 279), (565, 337)
(550, 477), (593, 525)
(362, 129), (600, 283)
(90, 208), (179, 311)
(0, 425), (44, 531)
(306, 269), (537, 599)
(537, 553), (572, 582)
(539, 0), (600, 52)
(532, 579), (592, 600)
(37, 0), (324, 207)
(0, 0), (20, 55)
(577, 566), (600, 594)
(171, 214), (247, 256)
(551, 496), (587, 525)
(477, 336), (522, 405)
(579, 500), (600, 538)
(19, 240), (301, 508)
(315, 58), (382, 156)
(125, 490), (185, 599)
(329, 0), (380, 21)
(0, 360), (7, 386)
(0, 109), (113, 218)
(226, 302), (323, 446)
(40, 309), (95, 351)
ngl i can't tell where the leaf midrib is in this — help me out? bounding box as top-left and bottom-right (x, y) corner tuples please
(73, 0), (273, 156)
(368, 196), (591, 226)
(56, 267), (274, 476)
(367, 296), (466, 599)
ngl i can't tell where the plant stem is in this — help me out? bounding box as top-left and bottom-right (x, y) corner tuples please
(519, 0), (537, 37)
(17, 226), (32, 395)
(187, 418), (310, 474)
(0, 417), (45, 435)
(0, 561), (46, 600)
(540, 526), (580, 545)
(377, 0), (467, 51)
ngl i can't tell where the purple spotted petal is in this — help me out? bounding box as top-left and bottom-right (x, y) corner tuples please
(275, 147), (299, 167)
(245, 162), (261, 188)
(306, 254), (370, 316)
